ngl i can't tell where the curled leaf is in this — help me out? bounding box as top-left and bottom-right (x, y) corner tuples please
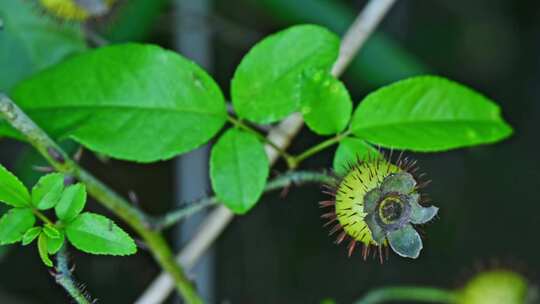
(38, 233), (53, 267)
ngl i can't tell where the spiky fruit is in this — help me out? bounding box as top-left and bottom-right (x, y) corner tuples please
(38, 0), (115, 21)
(457, 270), (538, 304)
(320, 152), (438, 261)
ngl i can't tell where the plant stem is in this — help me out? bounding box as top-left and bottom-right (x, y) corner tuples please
(332, 0), (399, 76)
(54, 247), (94, 304)
(0, 94), (203, 304)
(265, 170), (336, 190)
(155, 170), (335, 230)
(136, 1), (399, 302)
(32, 209), (54, 226)
(290, 130), (351, 168)
(156, 197), (218, 231)
(354, 287), (458, 304)
(227, 115), (295, 166)
(137, 171), (335, 304)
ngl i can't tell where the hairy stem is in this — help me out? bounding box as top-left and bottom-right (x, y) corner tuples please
(53, 247), (94, 304)
(136, 1), (399, 302)
(354, 287), (458, 304)
(0, 94), (203, 304)
(155, 197), (218, 231)
(155, 171), (335, 230)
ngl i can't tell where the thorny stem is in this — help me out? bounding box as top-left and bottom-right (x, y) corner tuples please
(136, 1), (399, 303)
(0, 94), (203, 304)
(53, 247), (94, 304)
(155, 171), (335, 230)
(155, 197), (218, 231)
(354, 287), (458, 304)
(290, 129), (352, 168)
(227, 115), (295, 167)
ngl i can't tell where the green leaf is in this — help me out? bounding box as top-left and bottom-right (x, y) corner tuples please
(210, 128), (269, 214)
(55, 183), (86, 222)
(43, 224), (60, 239)
(300, 69), (352, 135)
(231, 24), (340, 124)
(65, 213), (137, 255)
(351, 76), (513, 151)
(47, 230), (65, 255)
(37, 233), (53, 267)
(249, 0), (429, 87)
(0, 208), (36, 245)
(22, 227), (42, 246)
(31, 173), (64, 210)
(4, 43), (227, 162)
(333, 138), (380, 175)
(0, 163), (31, 207)
(0, 0), (87, 92)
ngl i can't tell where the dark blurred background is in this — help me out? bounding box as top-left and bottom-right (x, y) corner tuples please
(1, 0), (540, 303)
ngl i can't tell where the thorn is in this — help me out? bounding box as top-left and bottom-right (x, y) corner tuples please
(47, 147), (65, 164)
(335, 231), (346, 244)
(318, 200), (334, 208)
(135, 239), (149, 251)
(321, 184), (335, 191)
(323, 217), (337, 227)
(396, 150), (405, 167)
(388, 149), (394, 163)
(73, 147), (84, 162)
(322, 190), (336, 197)
(128, 190), (139, 207)
(271, 169), (281, 177)
(347, 239), (357, 257)
(417, 180), (432, 189)
(280, 184), (291, 198)
(328, 224), (341, 236)
(63, 175), (76, 186)
(33, 165), (54, 173)
(362, 245), (369, 260)
(321, 212), (335, 219)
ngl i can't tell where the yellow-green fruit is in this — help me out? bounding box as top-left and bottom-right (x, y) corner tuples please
(458, 270), (529, 304)
(39, 0), (114, 21)
(335, 159), (400, 246)
(321, 154), (437, 259)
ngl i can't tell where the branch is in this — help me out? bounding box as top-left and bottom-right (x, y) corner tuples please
(353, 287), (457, 304)
(154, 171), (335, 230)
(0, 94), (203, 304)
(155, 197), (218, 231)
(332, 0), (398, 76)
(53, 247), (94, 304)
(135, 1), (398, 303)
(290, 130), (352, 168)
